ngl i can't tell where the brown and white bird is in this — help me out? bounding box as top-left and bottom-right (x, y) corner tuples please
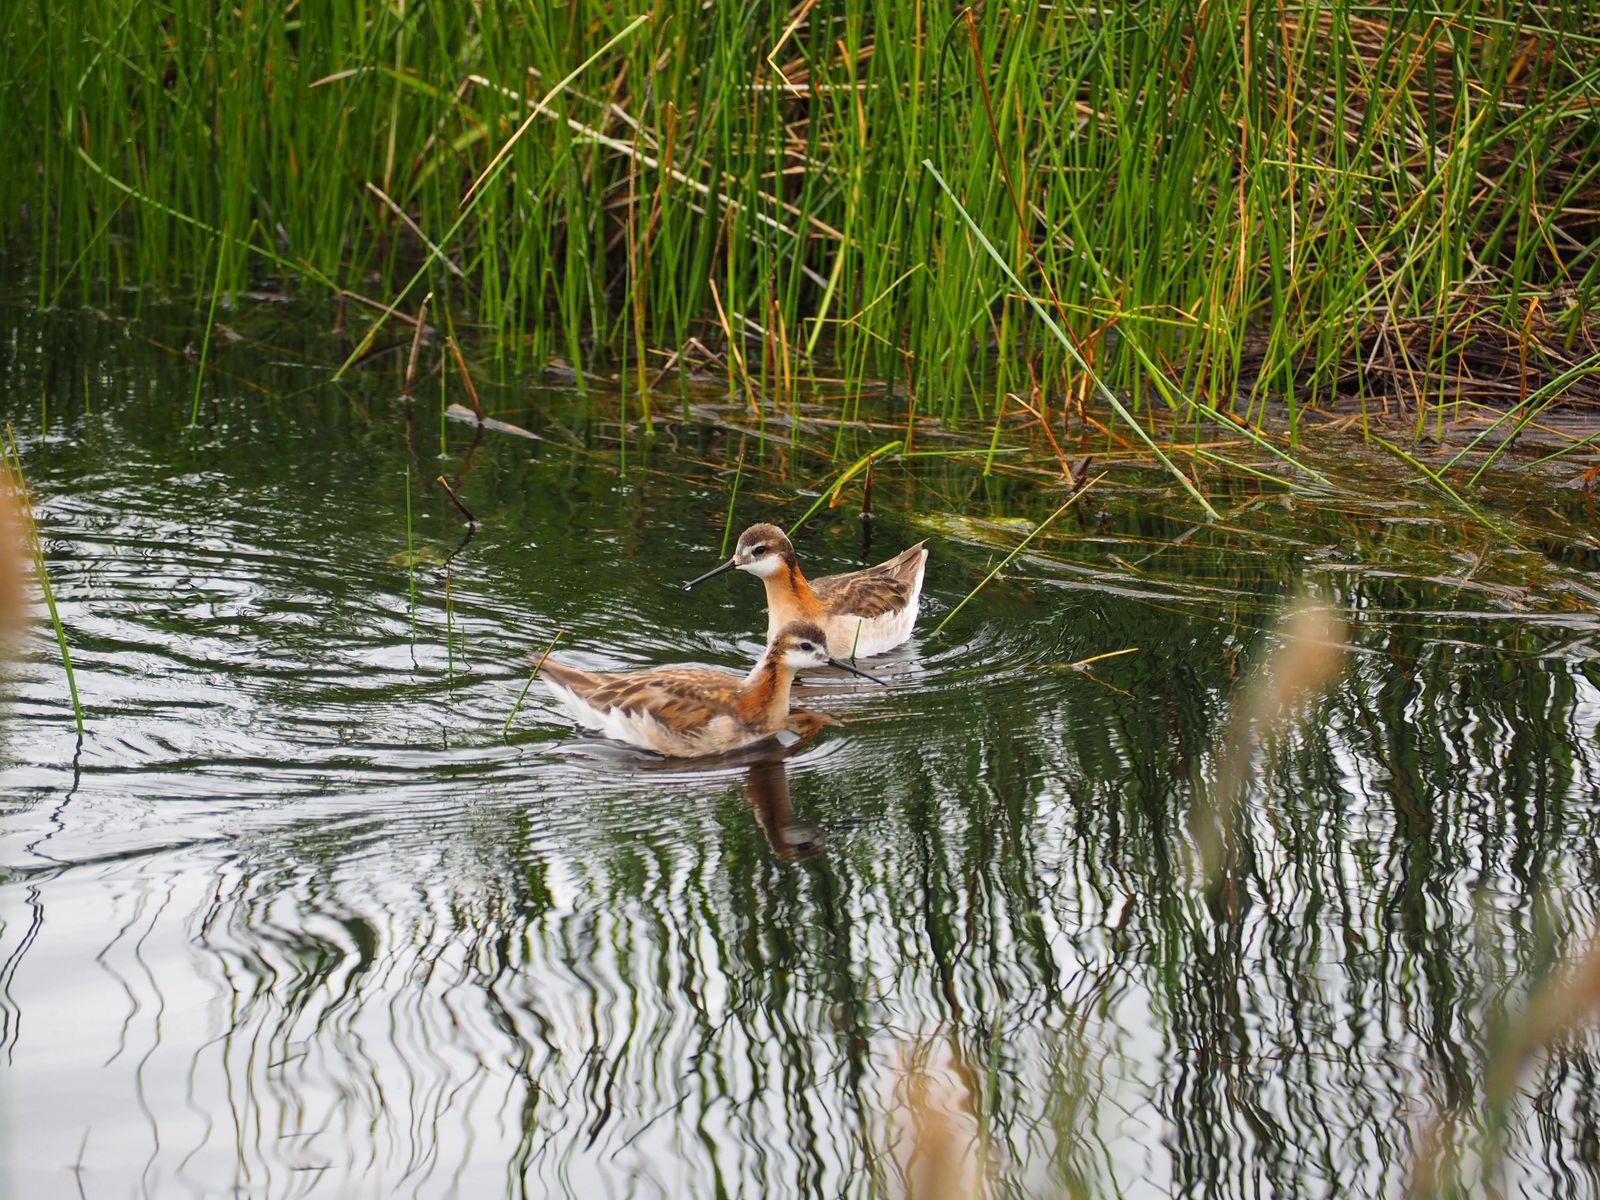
(684, 523), (929, 658)
(538, 620), (883, 758)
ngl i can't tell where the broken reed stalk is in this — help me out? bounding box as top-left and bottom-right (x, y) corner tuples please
(1055, 645), (1142, 697)
(435, 475), (477, 525)
(3, 425), (84, 734)
(786, 441), (902, 536)
(930, 475), (1105, 638)
(366, 184), (465, 280)
(503, 629), (563, 736)
(402, 292), (431, 399)
(446, 335), (483, 420)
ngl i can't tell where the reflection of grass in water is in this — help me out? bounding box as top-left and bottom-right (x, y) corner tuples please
(1193, 596), (1349, 902)
(1411, 926), (1600, 1199)
(9, 308), (1600, 1194)
(883, 596), (1352, 1198)
(886, 594), (1600, 1197)
(884, 1030), (1106, 1200)
(29, 523), (1593, 1196)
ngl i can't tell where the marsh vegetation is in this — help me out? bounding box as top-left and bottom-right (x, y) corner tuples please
(5, 3), (1600, 1198)
(7, 1), (1600, 457)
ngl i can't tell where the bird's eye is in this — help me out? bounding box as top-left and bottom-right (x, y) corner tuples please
(751, 545), (768, 556)
(798, 641), (814, 652)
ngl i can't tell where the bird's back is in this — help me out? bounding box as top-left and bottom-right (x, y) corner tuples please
(811, 541), (929, 619)
(543, 660), (739, 724)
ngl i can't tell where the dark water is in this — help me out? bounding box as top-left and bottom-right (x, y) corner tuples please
(4, 296), (1600, 1199)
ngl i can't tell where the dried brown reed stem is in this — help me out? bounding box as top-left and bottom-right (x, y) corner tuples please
(434, 476), (476, 526)
(1193, 596), (1348, 897)
(1410, 928), (1600, 1199)
(446, 335), (482, 421)
(334, 288), (429, 328)
(708, 276), (758, 414)
(365, 184), (465, 280)
(891, 1039), (987, 1200)
(0, 470), (27, 648)
(1007, 390), (1079, 484)
(402, 292), (431, 399)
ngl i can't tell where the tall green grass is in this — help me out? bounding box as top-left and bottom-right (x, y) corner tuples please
(3, 1), (1598, 433)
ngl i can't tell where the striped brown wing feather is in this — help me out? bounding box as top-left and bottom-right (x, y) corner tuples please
(810, 542), (925, 618)
(582, 666), (742, 730)
(538, 659), (603, 695)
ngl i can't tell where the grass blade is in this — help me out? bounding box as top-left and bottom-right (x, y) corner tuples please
(4, 425), (84, 734)
(931, 474), (1105, 638)
(504, 629), (563, 736)
(924, 162), (1217, 519)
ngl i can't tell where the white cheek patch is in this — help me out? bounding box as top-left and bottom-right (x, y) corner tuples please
(740, 555), (784, 578)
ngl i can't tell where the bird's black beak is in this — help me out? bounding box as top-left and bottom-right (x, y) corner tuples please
(828, 657), (888, 685)
(683, 558), (739, 591)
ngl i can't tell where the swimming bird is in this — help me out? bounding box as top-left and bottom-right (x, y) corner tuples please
(539, 620), (883, 757)
(683, 523), (929, 658)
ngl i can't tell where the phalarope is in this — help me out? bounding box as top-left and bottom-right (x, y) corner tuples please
(684, 523), (929, 658)
(539, 620), (884, 757)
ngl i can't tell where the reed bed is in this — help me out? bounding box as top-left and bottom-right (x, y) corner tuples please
(4, 1), (1600, 444)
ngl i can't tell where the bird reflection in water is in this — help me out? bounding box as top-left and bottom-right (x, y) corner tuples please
(617, 705), (834, 859)
(742, 751), (824, 860)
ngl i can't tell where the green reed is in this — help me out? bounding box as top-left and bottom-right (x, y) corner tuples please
(404, 468), (416, 640)
(718, 443), (746, 559)
(3, 1), (1598, 450)
(3, 427), (84, 734)
(190, 233), (228, 427)
(930, 477), (1101, 637)
(503, 629), (563, 737)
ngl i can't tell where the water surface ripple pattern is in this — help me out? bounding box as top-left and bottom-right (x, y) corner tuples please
(3, 304), (1600, 1198)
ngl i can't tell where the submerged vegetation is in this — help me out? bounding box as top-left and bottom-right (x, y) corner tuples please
(5, 0), (1600, 449)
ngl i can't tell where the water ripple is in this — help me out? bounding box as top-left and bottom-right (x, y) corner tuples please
(6, 314), (1600, 1196)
